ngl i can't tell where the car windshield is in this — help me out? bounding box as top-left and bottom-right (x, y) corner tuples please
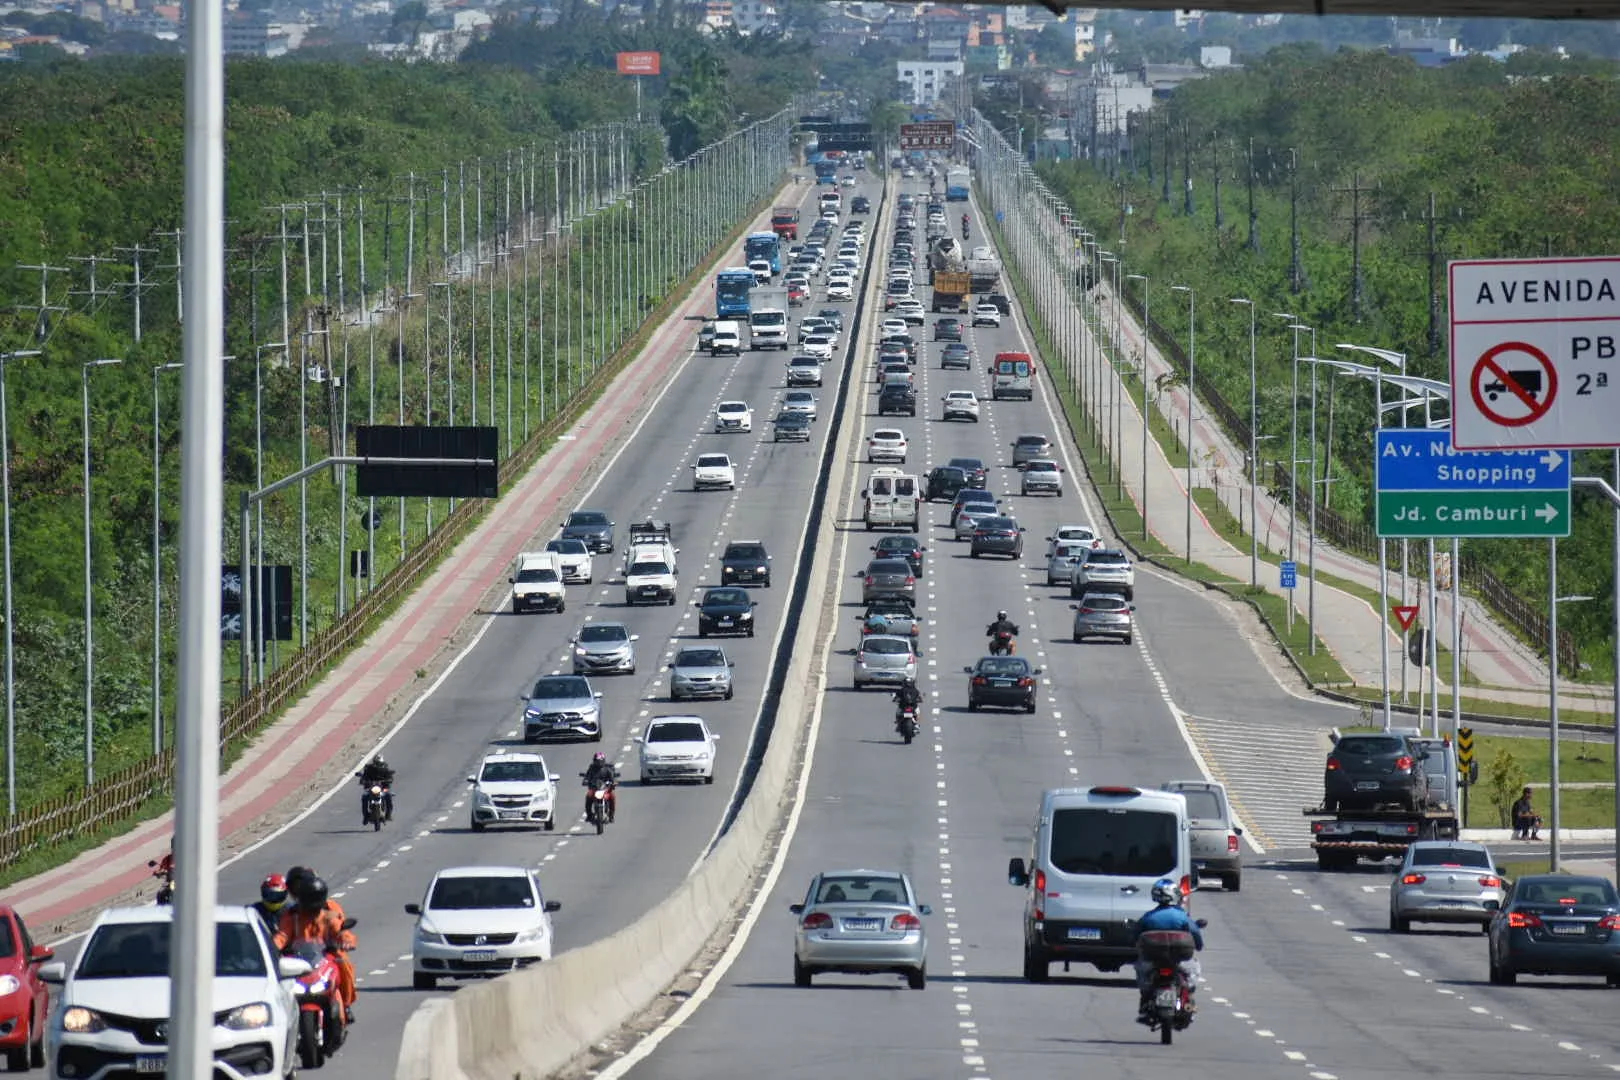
(481, 760), (547, 783)
(1335, 735), (1406, 756)
(978, 517), (1016, 531)
(1083, 596), (1129, 611)
(567, 512), (608, 527)
(1088, 552), (1128, 567)
(1410, 846), (1491, 868)
(530, 677), (586, 699)
(949, 459), (983, 471)
(877, 537), (916, 551)
(428, 876), (536, 910)
(1050, 808), (1179, 877)
(1514, 877), (1618, 906)
(629, 561), (671, 577)
(814, 875), (908, 905)
(726, 545), (766, 560)
(697, 455), (730, 468)
(78, 921), (266, 979)
(718, 403), (747, 414)
(777, 412), (806, 424)
(704, 589), (749, 606)
(976, 658), (1030, 676)
(515, 567), (558, 583)
(676, 649), (726, 668)
(869, 560), (911, 574)
(1176, 789), (1224, 820)
(578, 625), (628, 644)
(959, 491), (995, 504)
(649, 721), (708, 743)
(1028, 461), (1057, 472)
(934, 468), (965, 480)
(1017, 436), (1048, 446)
(864, 638), (910, 655)
(546, 540), (587, 556)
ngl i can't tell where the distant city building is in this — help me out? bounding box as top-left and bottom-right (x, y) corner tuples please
(897, 59), (963, 106)
(225, 11), (291, 57)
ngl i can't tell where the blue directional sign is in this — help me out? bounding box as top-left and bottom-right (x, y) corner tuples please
(1375, 429), (1571, 538)
(1279, 560), (1297, 589)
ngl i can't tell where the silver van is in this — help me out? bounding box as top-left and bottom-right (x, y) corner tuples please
(1045, 541), (1090, 586)
(1007, 785), (1193, 980)
(1162, 780), (1243, 891)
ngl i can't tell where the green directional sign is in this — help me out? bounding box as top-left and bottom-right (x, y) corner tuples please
(1375, 490), (1571, 538)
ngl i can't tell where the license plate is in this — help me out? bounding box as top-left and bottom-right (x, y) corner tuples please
(718, 618), (733, 626)
(1551, 924), (1587, 935)
(1155, 989), (1178, 1009)
(1355, 781), (1381, 790)
(136, 1057), (166, 1074)
(1067, 927), (1102, 941)
(991, 679), (1013, 688)
(1194, 861), (1208, 870)
(499, 811), (525, 820)
(465, 949), (498, 962)
(841, 918), (883, 931)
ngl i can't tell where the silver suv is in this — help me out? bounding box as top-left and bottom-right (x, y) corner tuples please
(519, 674), (603, 742)
(1012, 434), (1053, 467)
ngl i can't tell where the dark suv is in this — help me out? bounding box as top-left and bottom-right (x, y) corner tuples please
(878, 383), (917, 417)
(851, 195), (871, 214)
(1323, 733), (1432, 812)
(720, 540), (772, 587)
(925, 466), (967, 502)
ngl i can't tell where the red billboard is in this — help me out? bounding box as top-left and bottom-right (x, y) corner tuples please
(616, 51), (661, 76)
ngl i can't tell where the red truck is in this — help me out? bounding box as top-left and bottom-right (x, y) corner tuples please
(771, 206), (799, 241)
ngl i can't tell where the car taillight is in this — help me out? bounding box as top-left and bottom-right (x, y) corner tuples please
(972, 676), (987, 686)
(1401, 873), (1427, 885)
(865, 576), (874, 585)
(890, 913), (921, 930)
(1158, 968), (1175, 978)
(1507, 912), (1542, 929)
(1479, 875), (1503, 888)
(1034, 869), (1047, 894)
(1326, 759), (1341, 770)
(802, 912), (833, 929)
(1394, 755), (1414, 770)
(1179, 875), (1192, 897)
(1079, 607), (1095, 614)
(855, 652), (865, 664)
(1018, 677), (1034, 687)
(1227, 834), (1240, 854)
(1598, 915), (1620, 931)
(905, 576), (915, 585)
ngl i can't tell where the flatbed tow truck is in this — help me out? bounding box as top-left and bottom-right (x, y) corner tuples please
(1304, 729), (1468, 871)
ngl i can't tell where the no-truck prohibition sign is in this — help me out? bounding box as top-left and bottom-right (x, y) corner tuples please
(1468, 340), (1556, 427)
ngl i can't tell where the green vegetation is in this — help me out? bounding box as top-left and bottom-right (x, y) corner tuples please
(996, 47), (1620, 681)
(0, 27), (816, 828)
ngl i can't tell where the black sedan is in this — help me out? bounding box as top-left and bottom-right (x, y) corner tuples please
(963, 656), (1043, 713)
(851, 195), (871, 214)
(871, 535), (926, 576)
(559, 509), (616, 553)
(970, 516), (1025, 559)
(878, 384), (917, 417)
(925, 466), (967, 503)
(1322, 733), (1430, 813)
(720, 540), (772, 587)
(773, 411), (812, 442)
(695, 586), (758, 637)
(947, 456), (988, 488)
(1489, 874), (1620, 986)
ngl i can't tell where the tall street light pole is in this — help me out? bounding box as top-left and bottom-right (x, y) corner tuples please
(82, 357), (122, 786)
(1273, 313), (1301, 561)
(1127, 273), (1149, 539)
(152, 361), (183, 756)
(0, 349), (41, 815)
(1170, 285), (1194, 565)
(1231, 297), (1258, 587)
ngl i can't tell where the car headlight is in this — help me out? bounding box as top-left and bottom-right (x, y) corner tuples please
(523, 708), (541, 721)
(475, 790), (494, 806)
(739, 611), (753, 620)
(0, 975), (19, 996)
(515, 926), (549, 944)
(221, 1002), (273, 1031)
(533, 787), (552, 803)
(416, 926), (446, 945)
(575, 647), (588, 657)
(62, 1006), (107, 1034)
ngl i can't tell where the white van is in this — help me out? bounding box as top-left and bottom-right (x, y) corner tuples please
(509, 552), (566, 614)
(861, 467), (920, 531)
(818, 191), (842, 213)
(1007, 785), (1194, 980)
(711, 320), (742, 356)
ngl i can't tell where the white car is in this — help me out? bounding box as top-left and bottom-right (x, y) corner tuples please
(867, 428), (909, 464)
(1046, 522), (1099, 557)
(747, 259), (772, 284)
(942, 390), (981, 422)
(692, 453), (737, 491)
(801, 335), (835, 361)
(543, 538), (593, 583)
(637, 714), (720, 784)
(782, 391), (818, 422)
(406, 866), (561, 990)
(972, 302), (1002, 327)
(827, 280), (855, 302)
(714, 400), (753, 433)
(894, 299), (927, 325)
(879, 318), (907, 338)
(1020, 458), (1064, 496)
(468, 750), (560, 831)
(44, 905), (301, 1079)
(840, 175), (857, 188)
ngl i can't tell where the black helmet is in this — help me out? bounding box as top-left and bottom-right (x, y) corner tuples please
(371, 755), (388, 771)
(285, 866), (313, 896)
(299, 876), (329, 910)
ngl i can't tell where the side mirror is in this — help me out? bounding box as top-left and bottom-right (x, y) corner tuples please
(962, 666), (973, 674)
(404, 903), (421, 915)
(544, 900), (562, 913)
(508, 576), (515, 584)
(692, 601), (701, 608)
(919, 904), (933, 916)
(29, 945), (52, 964)
(711, 734), (721, 740)
(1234, 826), (1244, 836)
(1008, 857), (1029, 887)
(341, 917), (358, 930)
(1032, 668), (1044, 676)
(277, 956), (314, 980)
(38, 962), (65, 984)
(466, 776), (476, 784)
(631, 634), (640, 641)
(667, 663), (675, 669)
(1329, 731), (1340, 745)
(593, 691), (604, 699)
(1069, 604), (1078, 610)
(789, 903), (804, 915)
(1194, 918), (1209, 929)
(549, 774), (560, 782)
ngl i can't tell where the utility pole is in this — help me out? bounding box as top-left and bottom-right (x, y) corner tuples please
(1288, 148), (1308, 295)
(1161, 114), (1171, 204)
(155, 229), (185, 324)
(69, 254), (120, 316)
(1211, 137), (1224, 232)
(114, 243), (157, 343)
(15, 263), (70, 342)
(1246, 138), (1260, 255)
(1181, 121), (1194, 217)
(1335, 170), (1372, 321)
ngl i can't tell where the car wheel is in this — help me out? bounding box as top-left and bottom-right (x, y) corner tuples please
(1124, 634), (1134, 645)
(1498, 962), (1516, 985)
(413, 972), (437, 991)
(591, 731), (603, 742)
(968, 700), (979, 712)
(1223, 873), (1241, 892)
(794, 955), (813, 988)
(1389, 912), (1410, 934)
(1022, 943), (1050, 983)
(704, 773), (715, 785)
(1025, 702), (1036, 714)
(545, 819), (556, 832)
(557, 599), (565, 612)
(747, 626), (755, 638)
(724, 686), (734, 700)
(3, 1047), (25, 1072)
(471, 820), (485, 832)
(907, 965), (927, 990)
(971, 550), (980, 558)
(1607, 974), (1620, 987)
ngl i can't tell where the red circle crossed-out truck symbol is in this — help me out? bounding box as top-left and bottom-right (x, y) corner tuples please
(1469, 340), (1557, 428)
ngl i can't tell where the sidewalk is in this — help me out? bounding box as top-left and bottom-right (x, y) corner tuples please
(6, 211), (747, 940)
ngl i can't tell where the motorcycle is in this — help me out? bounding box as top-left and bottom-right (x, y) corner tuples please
(359, 781), (391, 831)
(894, 705), (919, 745)
(284, 921), (357, 1069)
(1138, 923), (1205, 1045)
(147, 859), (174, 905)
(961, 217), (971, 240)
(988, 629), (1017, 656)
(582, 774), (615, 835)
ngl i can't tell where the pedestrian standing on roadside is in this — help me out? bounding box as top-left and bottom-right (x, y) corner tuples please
(1512, 786), (1542, 841)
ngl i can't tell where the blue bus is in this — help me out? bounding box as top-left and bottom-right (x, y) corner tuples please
(744, 232), (782, 275)
(715, 267), (756, 318)
(813, 160), (838, 186)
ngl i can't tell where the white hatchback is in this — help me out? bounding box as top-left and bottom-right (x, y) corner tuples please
(867, 428), (909, 464)
(714, 400), (753, 433)
(637, 715), (720, 784)
(942, 390), (981, 422)
(407, 866), (561, 989)
(692, 453), (737, 491)
(827, 280), (855, 301)
(879, 318), (907, 338)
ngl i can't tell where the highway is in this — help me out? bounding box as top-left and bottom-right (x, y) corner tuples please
(48, 176), (885, 1076)
(602, 180), (1620, 1080)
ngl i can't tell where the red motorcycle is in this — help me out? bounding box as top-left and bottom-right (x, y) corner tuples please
(284, 922), (355, 1069)
(988, 628), (1017, 656)
(1138, 925), (1204, 1045)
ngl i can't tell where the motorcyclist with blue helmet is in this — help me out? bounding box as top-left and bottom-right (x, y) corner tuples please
(1134, 878), (1203, 1021)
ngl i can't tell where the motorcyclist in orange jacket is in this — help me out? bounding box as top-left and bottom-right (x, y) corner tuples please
(274, 875), (357, 1022)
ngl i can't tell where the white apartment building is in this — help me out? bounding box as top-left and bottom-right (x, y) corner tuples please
(896, 59), (963, 106)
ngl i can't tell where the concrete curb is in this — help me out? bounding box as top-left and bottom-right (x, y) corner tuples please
(391, 172), (891, 1080)
(1461, 829), (1617, 842)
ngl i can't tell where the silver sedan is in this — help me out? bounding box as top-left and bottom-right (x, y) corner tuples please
(791, 870), (931, 989)
(1389, 840), (1506, 933)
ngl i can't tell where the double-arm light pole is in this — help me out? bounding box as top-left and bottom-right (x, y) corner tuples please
(1127, 273), (1149, 538)
(1231, 298), (1259, 587)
